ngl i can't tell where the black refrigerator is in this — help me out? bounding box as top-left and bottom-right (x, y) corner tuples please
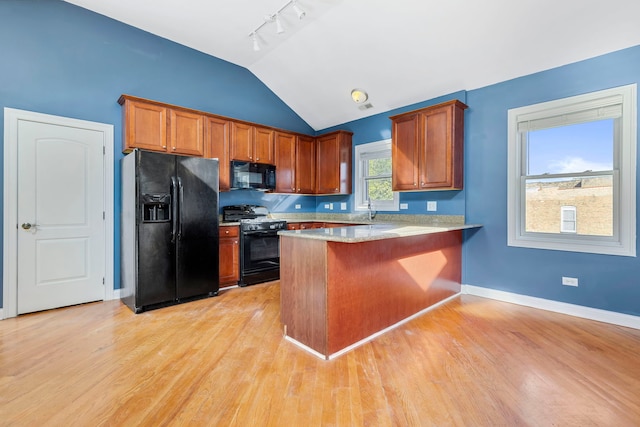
(121, 149), (219, 313)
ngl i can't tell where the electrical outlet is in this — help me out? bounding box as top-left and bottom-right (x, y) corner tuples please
(295, 204), (301, 210)
(329, 203), (333, 210)
(400, 203), (408, 210)
(427, 201), (437, 212)
(324, 203), (330, 209)
(562, 276), (579, 287)
(340, 202), (347, 211)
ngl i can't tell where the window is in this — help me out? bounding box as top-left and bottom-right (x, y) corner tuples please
(355, 139), (399, 212)
(508, 84), (636, 256)
(560, 206), (577, 233)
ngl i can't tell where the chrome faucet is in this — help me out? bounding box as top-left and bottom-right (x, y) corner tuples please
(367, 199), (376, 222)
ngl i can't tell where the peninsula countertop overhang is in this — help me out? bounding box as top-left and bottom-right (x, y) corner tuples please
(278, 222), (482, 243)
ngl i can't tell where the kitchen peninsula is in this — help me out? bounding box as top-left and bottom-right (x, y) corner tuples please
(279, 221), (481, 359)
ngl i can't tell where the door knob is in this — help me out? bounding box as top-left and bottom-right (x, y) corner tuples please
(21, 223), (36, 230)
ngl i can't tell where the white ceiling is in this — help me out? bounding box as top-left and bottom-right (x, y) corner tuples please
(64, 0), (640, 130)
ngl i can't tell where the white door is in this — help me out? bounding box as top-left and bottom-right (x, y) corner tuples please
(16, 120), (105, 314)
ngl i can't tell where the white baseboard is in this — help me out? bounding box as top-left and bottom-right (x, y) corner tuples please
(111, 288), (122, 300)
(0, 308), (3, 320)
(462, 284), (640, 330)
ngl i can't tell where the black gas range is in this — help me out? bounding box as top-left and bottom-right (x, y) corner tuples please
(222, 205), (286, 286)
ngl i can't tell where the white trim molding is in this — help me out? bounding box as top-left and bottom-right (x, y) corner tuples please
(3, 108), (115, 319)
(463, 284), (640, 330)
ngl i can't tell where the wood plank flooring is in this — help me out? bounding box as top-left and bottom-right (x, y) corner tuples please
(2, 282), (640, 426)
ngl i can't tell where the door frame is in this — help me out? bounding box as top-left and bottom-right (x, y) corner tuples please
(3, 108), (115, 319)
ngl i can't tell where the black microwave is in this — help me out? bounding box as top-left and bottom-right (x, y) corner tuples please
(230, 161), (276, 191)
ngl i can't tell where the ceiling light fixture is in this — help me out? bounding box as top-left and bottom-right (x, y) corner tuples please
(251, 33), (260, 51)
(351, 89), (368, 104)
(248, 0), (307, 51)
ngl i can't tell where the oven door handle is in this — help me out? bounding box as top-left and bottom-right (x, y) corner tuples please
(243, 230), (279, 236)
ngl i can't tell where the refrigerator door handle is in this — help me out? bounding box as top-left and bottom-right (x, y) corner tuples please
(170, 176), (178, 243)
(177, 177), (184, 240)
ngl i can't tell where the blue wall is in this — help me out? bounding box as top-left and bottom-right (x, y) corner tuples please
(2, 1), (639, 318)
(463, 45), (640, 316)
(0, 0), (314, 304)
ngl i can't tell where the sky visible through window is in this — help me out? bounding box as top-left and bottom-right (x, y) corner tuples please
(527, 119), (614, 175)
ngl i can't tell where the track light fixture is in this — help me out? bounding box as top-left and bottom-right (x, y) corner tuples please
(248, 0), (307, 51)
(292, 1), (306, 19)
(275, 14), (285, 34)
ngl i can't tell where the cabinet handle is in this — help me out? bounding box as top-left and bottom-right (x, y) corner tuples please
(234, 240), (238, 244)
(256, 157), (260, 161)
(225, 230), (230, 234)
(162, 145), (167, 149)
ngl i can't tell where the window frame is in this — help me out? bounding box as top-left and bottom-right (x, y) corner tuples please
(507, 84), (636, 257)
(354, 139), (399, 212)
(560, 206), (577, 234)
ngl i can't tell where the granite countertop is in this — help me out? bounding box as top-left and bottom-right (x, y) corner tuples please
(278, 222), (482, 243)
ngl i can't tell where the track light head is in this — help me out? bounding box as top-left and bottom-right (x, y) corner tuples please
(251, 33), (260, 51)
(292, 1), (306, 19)
(275, 14), (285, 34)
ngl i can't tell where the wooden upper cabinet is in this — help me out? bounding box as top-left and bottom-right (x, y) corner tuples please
(205, 116), (231, 191)
(296, 135), (316, 194)
(390, 100), (467, 191)
(169, 109), (204, 156)
(316, 130), (352, 195)
(275, 132), (297, 193)
(230, 122), (275, 164)
(230, 122), (253, 161)
(254, 126), (275, 164)
(391, 113), (420, 190)
(120, 97), (167, 153)
(119, 95), (204, 157)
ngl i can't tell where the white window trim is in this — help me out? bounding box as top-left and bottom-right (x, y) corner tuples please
(507, 84), (636, 257)
(560, 206), (577, 234)
(354, 139), (399, 212)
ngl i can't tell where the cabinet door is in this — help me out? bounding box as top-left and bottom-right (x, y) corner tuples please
(123, 100), (167, 153)
(315, 131), (352, 194)
(275, 132), (296, 193)
(219, 226), (239, 286)
(296, 135), (316, 194)
(169, 109), (204, 156)
(230, 122), (253, 161)
(205, 117), (231, 191)
(254, 126), (275, 164)
(391, 113), (420, 191)
(420, 107), (451, 189)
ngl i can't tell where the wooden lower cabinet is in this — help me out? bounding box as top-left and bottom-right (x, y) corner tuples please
(219, 225), (240, 287)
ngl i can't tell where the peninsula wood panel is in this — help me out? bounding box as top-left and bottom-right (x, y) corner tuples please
(280, 230), (462, 357)
(326, 231), (462, 354)
(280, 236), (328, 355)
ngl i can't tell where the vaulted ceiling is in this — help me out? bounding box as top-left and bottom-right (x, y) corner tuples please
(64, 0), (640, 130)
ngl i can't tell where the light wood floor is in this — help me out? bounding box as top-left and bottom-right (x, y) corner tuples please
(2, 282), (640, 426)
